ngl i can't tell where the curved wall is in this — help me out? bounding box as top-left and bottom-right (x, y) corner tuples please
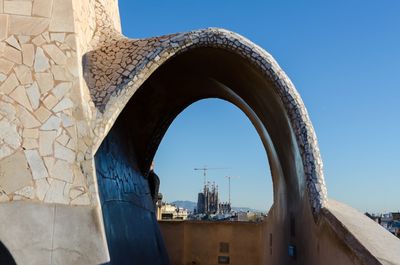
(94, 45), (322, 264)
(0, 241), (16, 265)
(95, 120), (169, 265)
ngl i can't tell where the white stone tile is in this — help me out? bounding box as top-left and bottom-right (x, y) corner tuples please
(35, 72), (54, 93)
(35, 178), (50, 201)
(60, 113), (73, 127)
(51, 159), (73, 183)
(32, 34), (45, 46)
(39, 130), (56, 156)
(0, 58), (14, 74)
(18, 106), (40, 128)
(64, 34), (76, 51)
(52, 98), (73, 113)
(49, 0), (74, 33)
(43, 44), (67, 65)
(69, 187), (84, 200)
(50, 33), (65, 43)
(0, 192), (10, 202)
(26, 82), (40, 110)
(0, 73), (7, 82)
(23, 128), (39, 138)
(22, 43), (34, 67)
(9, 15), (50, 36)
(4, 1), (32, 16)
(33, 106), (51, 123)
(24, 149), (48, 180)
(66, 56), (79, 77)
(43, 157), (55, 172)
(0, 14), (8, 41)
(3, 45), (22, 64)
(15, 186), (35, 199)
(34, 47), (50, 72)
(52, 82), (71, 99)
(54, 142), (75, 163)
(42, 32), (50, 42)
(72, 165), (86, 187)
(22, 137), (38, 149)
(5, 35), (21, 50)
(14, 64), (32, 84)
(0, 119), (21, 149)
(0, 73), (19, 94)
(44, 178), (68, 204)
(0, 101), (16, 121)
(71, 193), (90, 205)
(32, 0), (53, 18)
(0, 151), (32, 193)
(40, 115), (61, 130)
(65, 135), (75, 149)
(51, 65), (72, 81)
(56, 133), (69, 146)
(9, 85), (33, 111)
(0, 145), (13, 161)
(18, 35), (30, 44)
(42, 94), (58, 109)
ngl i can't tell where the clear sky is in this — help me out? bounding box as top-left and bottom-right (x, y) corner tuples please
(118, 1), (400, 213)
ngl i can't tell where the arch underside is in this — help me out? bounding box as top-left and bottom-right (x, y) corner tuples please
(90, 28), (328, 265)
(87, 28), (327, 213)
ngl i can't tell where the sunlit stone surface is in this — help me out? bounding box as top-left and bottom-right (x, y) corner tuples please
(0, 1), (399, 265)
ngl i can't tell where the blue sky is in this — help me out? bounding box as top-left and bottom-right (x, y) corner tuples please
(118, 1), (400, 213)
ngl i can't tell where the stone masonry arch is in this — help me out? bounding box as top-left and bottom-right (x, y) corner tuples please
(91, 29), (329, 264)
(2, 1), (399, 264)
(88, 28), (328, 214)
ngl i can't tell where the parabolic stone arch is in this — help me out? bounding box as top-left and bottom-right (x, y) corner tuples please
(89, 28), (328, 212)
(1, 1), (399, 264)
(90, 28), (329, 264)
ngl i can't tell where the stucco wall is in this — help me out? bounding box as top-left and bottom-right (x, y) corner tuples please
(159, 210), (367, 265)
(160, 220), (265, 265)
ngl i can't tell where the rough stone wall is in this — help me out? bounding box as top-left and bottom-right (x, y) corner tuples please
(0, 0), (327, 213)
(0, 0), (122, 207)
(160, 220), (265, 265)
(0, 0), (92, 205)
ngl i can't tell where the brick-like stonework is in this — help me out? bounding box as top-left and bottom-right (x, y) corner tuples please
(0, 0), (327, 212)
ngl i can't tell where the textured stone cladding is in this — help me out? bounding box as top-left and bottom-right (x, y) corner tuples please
(95, 116), (169, 265)
(86, 28), (328, 212)
(0, 0), (122, 207)
(0, 0), (327, 213)
(0, 0), (90, 205)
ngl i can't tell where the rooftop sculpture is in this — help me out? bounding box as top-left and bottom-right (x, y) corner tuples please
(0, 1), (399, 264)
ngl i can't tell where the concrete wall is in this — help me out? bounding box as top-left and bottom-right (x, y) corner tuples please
(159, 204), (391, 265)
(160, 201), (400, 265)
(159, 220), (265, 265)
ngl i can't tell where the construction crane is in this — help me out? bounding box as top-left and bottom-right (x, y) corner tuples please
(194, 166), (228, 186)
(225, 176), (239, 205)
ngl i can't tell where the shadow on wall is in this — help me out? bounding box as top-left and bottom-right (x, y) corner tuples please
(0, 241), (16, 265)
